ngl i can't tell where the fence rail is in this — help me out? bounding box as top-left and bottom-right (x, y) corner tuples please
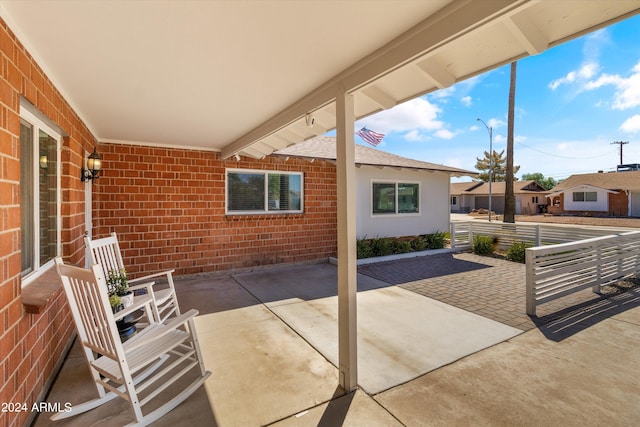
(525, 231), (640, 315)
(450, 221), (629, 250)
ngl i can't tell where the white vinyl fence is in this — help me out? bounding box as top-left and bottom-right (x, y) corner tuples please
(450, 221), (629, 250)
(525, 231), (640, 316)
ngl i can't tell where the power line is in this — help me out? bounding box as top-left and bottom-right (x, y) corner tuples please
(515, 141), (617, 159)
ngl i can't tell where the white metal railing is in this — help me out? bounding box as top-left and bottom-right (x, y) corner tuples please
(450, 221), (629, 250)
(525, 231), (640, 316)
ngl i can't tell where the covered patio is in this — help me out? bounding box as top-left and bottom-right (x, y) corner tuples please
(3, 1), (640, 426)
(35, 258), (640, 426)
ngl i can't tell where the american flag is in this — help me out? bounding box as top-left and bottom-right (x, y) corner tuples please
(355, 127), (384, 147)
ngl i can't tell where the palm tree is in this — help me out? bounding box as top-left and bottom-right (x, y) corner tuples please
(504, 61), (517, 223)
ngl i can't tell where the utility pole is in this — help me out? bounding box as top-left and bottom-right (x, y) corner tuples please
(611, 140), (629, 165)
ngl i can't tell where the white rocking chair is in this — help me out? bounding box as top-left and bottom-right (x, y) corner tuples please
(85, 232), (180, 323)
(53, 258), (211, 426)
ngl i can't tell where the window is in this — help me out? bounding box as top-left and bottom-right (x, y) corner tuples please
(20, 108), (61, 279)
(372, 181), (419, 215)
(451, 196), (457, 205)
(532, 196), (538, 203)
(572, 191), (597, 202)
(226, 169), (303, 214)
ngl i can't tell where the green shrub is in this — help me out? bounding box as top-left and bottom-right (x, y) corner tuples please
(410, 236), (427, 251)
(393, 240), (412, 254)
(506, 241), (531, 263)
(424, 231), (446, 249)
(356, 238), (373, 259)
(472, 235), (495, 256)
(371, 237), (394, 257)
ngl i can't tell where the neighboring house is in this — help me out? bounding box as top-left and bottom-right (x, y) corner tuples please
(547, 171), (640, 217)
(274, 137), (476, 238)
(450, 180), (550, 214)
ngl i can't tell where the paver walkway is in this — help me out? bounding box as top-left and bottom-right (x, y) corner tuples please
(358, 252), (632, 331)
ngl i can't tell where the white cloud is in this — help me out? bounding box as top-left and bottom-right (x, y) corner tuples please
(620, 114), (640, 134)
(404, 130), (423, 142)
(549, 62), (600, 90)
(357, 97), (445, 135)
(435, 129), (455, 139)
(461, 96), (472, 107)
(583, 61), (640, 110)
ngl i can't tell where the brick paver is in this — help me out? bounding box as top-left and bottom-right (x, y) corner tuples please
(358, 252), (632, 331)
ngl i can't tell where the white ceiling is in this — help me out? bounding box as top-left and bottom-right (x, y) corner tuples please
(2, 0), (639, 159)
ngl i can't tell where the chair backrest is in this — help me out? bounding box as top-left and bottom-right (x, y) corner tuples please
(85, 232), (126, 276)
(55, 258), (123, 361)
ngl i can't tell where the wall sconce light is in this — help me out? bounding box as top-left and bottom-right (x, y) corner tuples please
(81, 148), (102, 182)
(305, 113), (315, 127)
(39, 154), (48, 169)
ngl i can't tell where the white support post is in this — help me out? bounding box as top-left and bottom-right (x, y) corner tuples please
(335, 85), (358, 392)
(535, 224), (541, 246)
(525, 248), (536, 316)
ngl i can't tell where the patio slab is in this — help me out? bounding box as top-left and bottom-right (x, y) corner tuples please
(233, 264), (522, 394)
(376, 291), (640, 426)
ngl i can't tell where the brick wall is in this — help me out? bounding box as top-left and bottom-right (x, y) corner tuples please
(608, 190), (628, 216)
(93, 144), (338, 277)
(0, 18), (96, 427)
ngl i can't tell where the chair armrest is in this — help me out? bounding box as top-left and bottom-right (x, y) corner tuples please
(128, 281), (156, 293)
(113, 294), (154, 321)
(124, 309), (199, 352)
(129, 269), (176, 283)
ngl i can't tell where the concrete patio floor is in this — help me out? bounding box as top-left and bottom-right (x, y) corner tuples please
(34, 256), (640, 426)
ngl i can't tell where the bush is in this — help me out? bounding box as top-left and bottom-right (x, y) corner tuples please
(356, 238), (373, 259)
(424, 231), (446, 249)
(410, 236), (427, 251)
(506, 241), (530, 263)
(473, 235), (495, 256)
(393, 240), (412, 254)
(371, 237), (394, 257)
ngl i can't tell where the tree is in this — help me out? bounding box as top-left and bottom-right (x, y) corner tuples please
(521, 172), (558, 190)
(504, 61), (517, 224)
(474, 149), (520, 182)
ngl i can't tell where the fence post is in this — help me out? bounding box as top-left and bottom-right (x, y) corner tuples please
(593, 245), (601, 293)
(535, 225), (541, 246)
(450, 222), (456, 249)
(525, 247), (536, 316)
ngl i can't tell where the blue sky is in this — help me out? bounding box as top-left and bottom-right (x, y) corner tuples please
(349, 13), (640, 183)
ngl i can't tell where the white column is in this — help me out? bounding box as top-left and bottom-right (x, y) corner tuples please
(335, 84), (358, 391)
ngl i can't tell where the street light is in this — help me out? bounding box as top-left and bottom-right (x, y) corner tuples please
(477, 118), (493, 222)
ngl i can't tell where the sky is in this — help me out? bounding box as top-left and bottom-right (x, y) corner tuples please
(347, 13), (640, 183)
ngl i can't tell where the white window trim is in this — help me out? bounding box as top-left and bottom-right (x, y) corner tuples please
(21, 107), (62, 285)
(370, 179), (421, 217)
(225, 168), (304, 215)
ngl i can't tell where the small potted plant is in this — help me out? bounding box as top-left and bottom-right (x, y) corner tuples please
(106, 268), (132, 313)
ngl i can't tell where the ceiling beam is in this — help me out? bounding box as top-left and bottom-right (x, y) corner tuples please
(360, 85), (397, 109)
(221, 0), (531, 159)
(416, 59), (455, 89)
(504, 12), (547, 55)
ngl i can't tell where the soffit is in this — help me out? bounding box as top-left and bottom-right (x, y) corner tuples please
(1, 0), (639, 159)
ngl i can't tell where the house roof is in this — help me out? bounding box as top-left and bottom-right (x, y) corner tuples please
(549, 171), (640, 194)
(450, 180), (549, 195)
(1, 1), (638, 159)
(273, 137), (476, 177)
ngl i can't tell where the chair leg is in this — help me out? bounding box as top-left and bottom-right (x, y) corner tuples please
(50, 355), (168, 421)
(123, 372), (211, 427)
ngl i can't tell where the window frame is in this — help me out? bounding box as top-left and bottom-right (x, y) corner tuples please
(572, 191), (597, 202)
(20, 107), (62, 284)
(371, 179), (421, 216)
(225, 168), (304, 215)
